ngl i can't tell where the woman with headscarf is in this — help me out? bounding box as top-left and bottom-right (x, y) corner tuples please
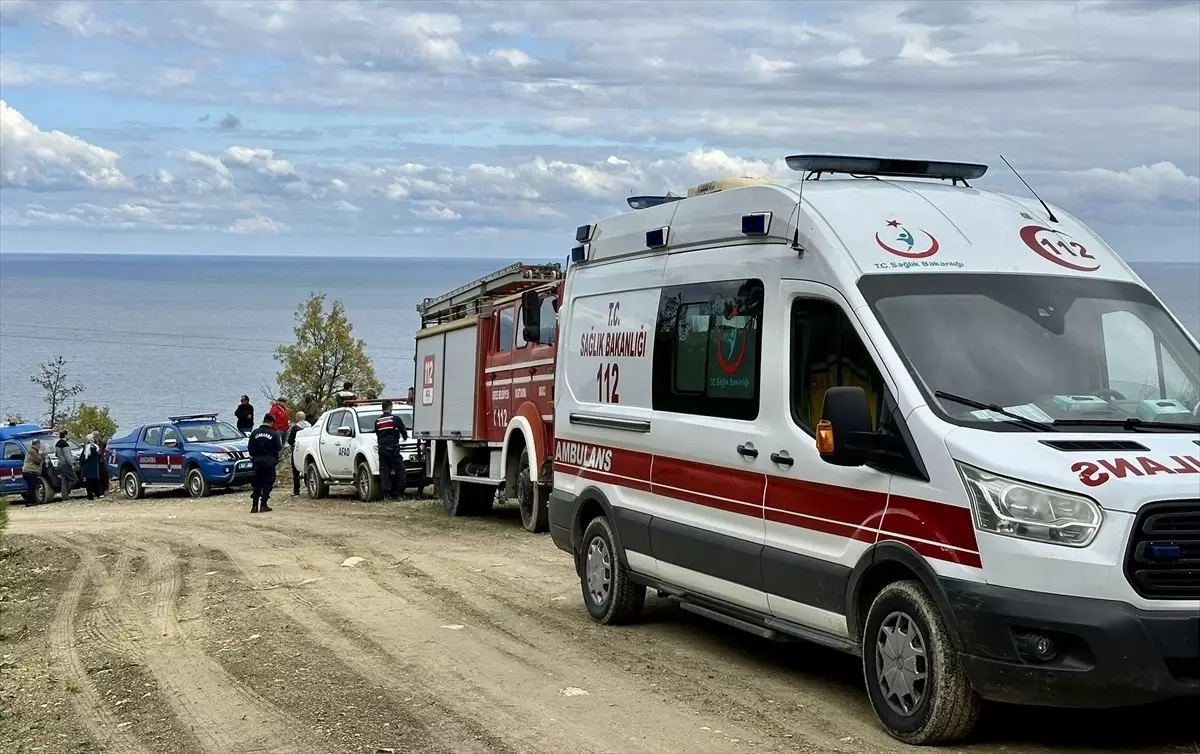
(80, 432), (103, 500)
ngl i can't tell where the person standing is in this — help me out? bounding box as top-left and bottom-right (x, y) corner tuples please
(304, 395), (320, 424)
(248, 414), (281, 513)
(374, 399), (408, 501)
(286, 410), (311, 496)
(80, 432), (103, 500)
(335, 381), (356, 407)
(235, 395), (255, 435)
(21, 438), (44, 505)
(55, 431), (77, 499)
(97, 436), (109, 497)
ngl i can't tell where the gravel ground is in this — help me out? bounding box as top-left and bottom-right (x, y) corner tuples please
(1, 486), (1197, 754)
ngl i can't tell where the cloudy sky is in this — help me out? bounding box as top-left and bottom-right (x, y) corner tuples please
(1, 0), (1198, 260)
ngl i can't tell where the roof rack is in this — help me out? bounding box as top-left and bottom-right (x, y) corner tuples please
(417, 262), (562, 327)
(785, 154), (987, 186)
(168, 413), (219, 422)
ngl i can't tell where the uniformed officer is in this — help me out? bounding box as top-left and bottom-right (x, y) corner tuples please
(248, 414), (282, 513)
(374, 399), (408, 500)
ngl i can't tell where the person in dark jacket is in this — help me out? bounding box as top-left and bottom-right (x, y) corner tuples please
(97, 437), (110, 494)
(79, 432), (103, 500)
(285, 411), (311, 496)
(55, 431), (77, 499)
(304, 395), (320, 424)
(374, 399), (408, 501)
(234, 395), (255, 434)
(248, 415), (282, 513)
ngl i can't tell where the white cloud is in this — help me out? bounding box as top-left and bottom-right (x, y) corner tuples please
(228, 215), (283, 234)
(411, 205), (462, 221)
(333, 199), (361, 212)
(748, 54), (794, 74)
(833, 46), (871, 67)
(0, 99), (129, 190)
(223, 146), (297, 177)
(1069, 162), (1200, 204)
(487, 48), (536, 68)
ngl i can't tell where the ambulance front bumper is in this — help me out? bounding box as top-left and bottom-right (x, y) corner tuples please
(942, 579), (1200, 708)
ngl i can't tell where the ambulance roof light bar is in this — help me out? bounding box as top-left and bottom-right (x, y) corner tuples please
(627, 194), (683, 210)
(785, 154), (988, 186)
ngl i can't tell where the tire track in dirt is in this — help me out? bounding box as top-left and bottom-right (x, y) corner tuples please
(44, 536), (152, 754)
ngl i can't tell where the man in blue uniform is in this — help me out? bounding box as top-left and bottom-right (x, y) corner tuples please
(374, 399), (408, 500)
(248, 414), (282, 513)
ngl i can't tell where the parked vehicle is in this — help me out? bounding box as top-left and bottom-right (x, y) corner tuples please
(412, 262), (562, 531)
(544, 156), (1200, 745)
(0, 422), (81, 504)
(293, 398), (425, 501)
(105, 413), (252, 499)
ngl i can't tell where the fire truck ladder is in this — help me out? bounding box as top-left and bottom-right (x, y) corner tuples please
(417, 262), (562, 327)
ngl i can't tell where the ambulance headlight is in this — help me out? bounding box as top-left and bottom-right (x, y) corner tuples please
(956, 463), (1103, 547)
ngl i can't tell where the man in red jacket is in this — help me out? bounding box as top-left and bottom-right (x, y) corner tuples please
(269, 399), (290, 433)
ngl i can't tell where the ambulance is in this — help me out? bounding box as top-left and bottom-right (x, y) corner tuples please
(536, 155), (1200, 745)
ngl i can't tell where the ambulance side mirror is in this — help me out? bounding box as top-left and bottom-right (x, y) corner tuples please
(817, 387), (876, 467)
(521, 290), (543, 344)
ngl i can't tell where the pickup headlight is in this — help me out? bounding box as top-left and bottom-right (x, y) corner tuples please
(957, 463), (1103, 548)
(202, 452), (234, 462)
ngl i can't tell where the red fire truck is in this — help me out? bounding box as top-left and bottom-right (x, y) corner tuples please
(412, 262), (563, 532)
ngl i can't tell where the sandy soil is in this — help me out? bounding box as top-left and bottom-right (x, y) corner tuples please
(2, 487), (1196, 754)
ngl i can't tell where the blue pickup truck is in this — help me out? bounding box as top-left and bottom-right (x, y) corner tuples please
(0, 422), (81, 504)
(106, 413), (254, 499)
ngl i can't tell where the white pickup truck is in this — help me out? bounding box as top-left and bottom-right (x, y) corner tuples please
(292, 400), (425, 501)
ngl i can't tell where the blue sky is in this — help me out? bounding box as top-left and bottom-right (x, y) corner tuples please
(1, 0), (1198, 260)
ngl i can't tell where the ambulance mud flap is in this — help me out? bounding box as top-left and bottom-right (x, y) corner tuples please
(845, 541), (964, 651)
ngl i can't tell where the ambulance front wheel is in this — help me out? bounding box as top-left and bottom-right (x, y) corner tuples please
(862, 580), (981, 745)
(579, 515), (645, 625)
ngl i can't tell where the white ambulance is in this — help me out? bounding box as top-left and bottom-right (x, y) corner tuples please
(536, 155), (1200, 745)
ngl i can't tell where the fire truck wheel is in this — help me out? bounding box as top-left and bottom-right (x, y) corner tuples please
(580, 515), (645, 625)
(516, 448), (548, 533)
(356, 461), (381, 502)
(862, 580), (981, 745)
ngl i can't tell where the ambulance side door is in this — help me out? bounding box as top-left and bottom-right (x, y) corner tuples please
(761, 281), (895, 638)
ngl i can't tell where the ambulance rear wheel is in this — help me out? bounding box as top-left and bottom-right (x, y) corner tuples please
(862, 580), (980, 745)
(580, 515), (644, 625)
(121, 469), (144, 500)
(516, 448), (548, 534)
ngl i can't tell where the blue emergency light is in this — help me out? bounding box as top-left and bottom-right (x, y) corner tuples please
(168, 413), (219, 422)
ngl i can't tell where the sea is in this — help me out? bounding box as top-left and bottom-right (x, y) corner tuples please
(1, 253), (1198, 435)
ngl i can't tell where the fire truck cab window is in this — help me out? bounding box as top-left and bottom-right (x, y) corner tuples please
(791, 299), (885, 432)
(497, 307), (514, 353)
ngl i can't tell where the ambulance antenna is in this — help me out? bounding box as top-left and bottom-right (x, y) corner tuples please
(1000, 154), (1058, 224)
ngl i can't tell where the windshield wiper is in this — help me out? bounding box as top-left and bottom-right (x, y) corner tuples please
(1051, 417), (1199, 433)
(934, 390), (1057, 432)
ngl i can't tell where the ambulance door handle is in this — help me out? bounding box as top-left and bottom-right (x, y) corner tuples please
(736, 443), (758, 459)
(770, 451), (794, 467)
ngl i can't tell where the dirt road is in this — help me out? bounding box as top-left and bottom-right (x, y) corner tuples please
(2, 491), (1195, 754)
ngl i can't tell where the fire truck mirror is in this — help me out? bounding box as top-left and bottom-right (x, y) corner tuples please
(521, 290), (543, 344)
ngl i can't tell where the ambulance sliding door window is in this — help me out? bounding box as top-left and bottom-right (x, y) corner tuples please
(497, 307), (514, 353)
(652, 278), (764, 421)
(791, 299), (886, 432)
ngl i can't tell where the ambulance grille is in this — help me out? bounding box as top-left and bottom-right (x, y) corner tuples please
(1124, 500), (1200, 600)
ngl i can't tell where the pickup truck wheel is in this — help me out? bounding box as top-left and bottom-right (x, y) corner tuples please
(356, 461), (381, 502)
(516, 448), (548, 533)
(121, 469), (144, 500)
(306, 461), (329, 499)
(186, 466), (211, 498)
(34, 477), (52, 505)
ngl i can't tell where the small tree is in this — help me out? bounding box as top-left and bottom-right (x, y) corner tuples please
(274, 293), (382, 409)
(62, 403), (118, 441)
(30, 356), (84, 427)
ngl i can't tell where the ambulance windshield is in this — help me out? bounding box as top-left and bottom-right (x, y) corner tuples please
(861, 273), (1200, 431)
